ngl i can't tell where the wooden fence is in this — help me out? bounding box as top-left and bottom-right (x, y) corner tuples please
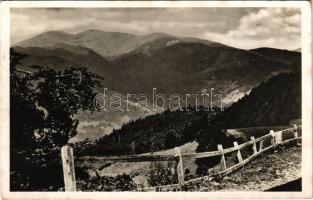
(61, 124), (302, 191)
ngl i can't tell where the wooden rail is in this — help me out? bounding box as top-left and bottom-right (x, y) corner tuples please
(61, 124), (302, 191)
(76, 154), (176, 163)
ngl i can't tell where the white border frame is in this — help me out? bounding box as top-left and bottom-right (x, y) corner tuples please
(0, 1), (312, 199)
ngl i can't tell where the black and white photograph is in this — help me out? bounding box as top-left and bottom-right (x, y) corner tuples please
(0, 1), (312, 199)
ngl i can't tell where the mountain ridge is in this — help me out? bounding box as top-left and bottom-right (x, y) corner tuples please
(15, 30), (225, 59)
(12, 30), (301, 141)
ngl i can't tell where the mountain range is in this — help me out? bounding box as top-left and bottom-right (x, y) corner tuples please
(16, 30), (222, 59)
(12, 29), (301, 141)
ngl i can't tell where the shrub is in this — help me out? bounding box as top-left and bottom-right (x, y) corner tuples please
(77, 174), (137, 191)
(147, 161), (177, 187)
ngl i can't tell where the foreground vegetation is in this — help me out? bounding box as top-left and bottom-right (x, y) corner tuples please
(10, 50), (102, 190)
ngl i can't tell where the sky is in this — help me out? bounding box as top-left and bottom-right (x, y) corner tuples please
(11, 7), (301, 50)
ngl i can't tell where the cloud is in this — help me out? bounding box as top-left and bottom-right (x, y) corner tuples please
(229, 8), (300, 39)
(10, 8), (231, 44)
(11, 8), (300, 50)
(201, 8), (300, 50)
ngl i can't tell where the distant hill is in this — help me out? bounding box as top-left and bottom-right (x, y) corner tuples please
(16, 30), (177, 59)
(13, 44), (113, 75)
(111, 41), (300, 100)
(251, 47), (301, 69)
(196, 72), (301, 152)
(15, 30), (227, 59)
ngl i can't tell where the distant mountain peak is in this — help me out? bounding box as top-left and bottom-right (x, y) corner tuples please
(16, 30), (73, 48)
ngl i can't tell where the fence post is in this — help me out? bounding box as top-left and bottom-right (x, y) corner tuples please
(233, 142), (243, 163)
(217, 144), (227, 171)
(293, 124), (298, 138)
(174, 147), (184, 189)
(61, 145), (77, 191)
(270, 130), (275, 146)
(275, 131), (283, 144)
(259, 140), (264, 151)
(251, 136), (257, 155)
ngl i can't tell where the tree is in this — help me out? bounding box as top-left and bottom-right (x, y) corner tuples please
(10, 49), (102, 190)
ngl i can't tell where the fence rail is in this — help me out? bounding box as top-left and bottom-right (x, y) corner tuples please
(76, 154), (177, 164)
(61, 124), (302, 191)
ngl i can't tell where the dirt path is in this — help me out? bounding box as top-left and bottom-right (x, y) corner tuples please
(184, 145), (301, 191)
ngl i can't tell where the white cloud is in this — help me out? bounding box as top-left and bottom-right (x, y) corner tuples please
(229, 8), (300, 39)
(285, 13), (301, 26)
(201, 8), (300, 50)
